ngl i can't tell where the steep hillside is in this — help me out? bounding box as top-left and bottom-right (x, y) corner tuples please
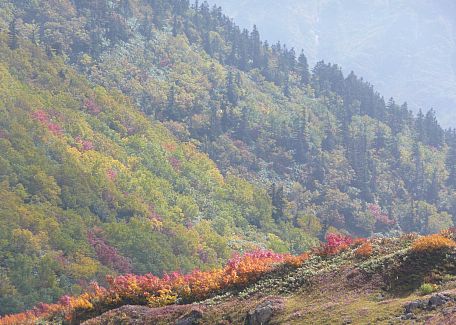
(214, 0), (456, 126)
(3, 0), (456, 238)
(3, 230), (456, 324)
(0, 24), (289, 315)
(1, 0), (456, 319)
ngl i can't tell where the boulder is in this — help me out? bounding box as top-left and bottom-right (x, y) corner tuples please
(428, 293), (450, 309)
(245, 299), (283, 325)
(404, 300), (425, 313)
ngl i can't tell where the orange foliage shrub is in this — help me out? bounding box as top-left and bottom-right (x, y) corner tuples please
(412, 234), (456, 252)
(355, 242), (373, 258)
(0, 250), (310, 325)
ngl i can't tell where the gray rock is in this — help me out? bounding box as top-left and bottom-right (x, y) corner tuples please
(176, 309), (203, 325)
(428, 294), (449, 308)
(401, 313), (415, 320)
(404, 300), (424, 313)
(245, 300), (283, 325)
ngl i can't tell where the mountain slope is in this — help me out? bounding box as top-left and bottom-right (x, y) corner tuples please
(67, 232), (456, 324)
(4, 231), (456, 324)
(1, 0), (456, 318)
(0, 28), (287, 314)
(213, 0), (456, 127)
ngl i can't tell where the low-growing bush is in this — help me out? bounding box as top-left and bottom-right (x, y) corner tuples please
(418, 283), (438, 295)
(316, 233), (354, 256)
(355, 242), (373, 258)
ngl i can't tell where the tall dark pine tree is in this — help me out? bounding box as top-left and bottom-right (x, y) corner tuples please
(424, 109), (443, 147)
(415, 109), (425, 142)
(322, 123), (337, 151)
(226, 71), (239, 106)
(203, 32), (213, 55)
(270, 183), (286, 223)
(373, 126), (386, 150)
(238, 106), (250, 142)
(386, 98), (401, 134)
(8, 19), (19, 50)
(297, 50), (310, 86)
(250, 25), (261, 68)
(238, 29), (250, 70)
(353, 128), (372, 201)
(166, 85), (179, 120)
(172, 15), (179, 37)
(283, 75), (291, 97)
(294, 110), (310, 162)
(209, 105), (221, 140)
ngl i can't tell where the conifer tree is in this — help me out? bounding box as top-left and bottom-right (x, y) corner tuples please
(8, 19), (19, 50)
(416, 109), (425, 142)
(297, 50), (310, 86)
(295, 109), (310, 162)
(251, 25), (261, 68)
(424, 109), (443, 147)
(271, 183), (286, 223)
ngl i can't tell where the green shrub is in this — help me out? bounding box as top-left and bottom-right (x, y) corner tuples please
(418, 283), (438, 295)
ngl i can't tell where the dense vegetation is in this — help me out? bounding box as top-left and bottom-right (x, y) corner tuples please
(1, 0), (456, 316)
(3, 230), (456, 324)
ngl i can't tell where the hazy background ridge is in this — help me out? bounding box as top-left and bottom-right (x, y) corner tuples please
(212, 0), (456, 127)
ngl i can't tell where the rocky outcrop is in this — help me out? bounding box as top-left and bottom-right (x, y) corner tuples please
(245, 298), (284, 325)
(403, 292), (456, 319)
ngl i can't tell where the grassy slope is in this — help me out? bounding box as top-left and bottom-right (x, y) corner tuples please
(83, 234), (456, 325)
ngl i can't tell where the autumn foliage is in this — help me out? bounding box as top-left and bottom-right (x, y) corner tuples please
(355, 242), (373, 258)
(0, 250), (309, 324)
(32, 110), (63, 136)
(87, 229), (133, 273)
(316, 233), (355, 256)
(411, 234), (456, 252)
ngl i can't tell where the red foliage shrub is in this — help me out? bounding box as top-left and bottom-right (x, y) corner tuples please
(84, 98), (101, 115)
(75, 136), (94, 151)
(32, 110), (64, 136)
(87, 229), (132, 273)
(368, 204), (395, 226)
(47, 122), (63, 136)
(168, 156), (181, 171)
(106, 169), (118, 181)
(316, 233), (354, 256)
(32, 110), (49, 123)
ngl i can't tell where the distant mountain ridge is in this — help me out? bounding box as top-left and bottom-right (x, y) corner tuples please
(213, 0), (456, 126)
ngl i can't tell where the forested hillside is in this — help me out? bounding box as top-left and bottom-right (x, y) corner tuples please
(1, 0), (455, 316)
(214, 0), (456, 127)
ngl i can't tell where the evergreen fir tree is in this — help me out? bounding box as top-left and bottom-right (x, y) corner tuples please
(271, 183), (286, 223)
(250, 25), (261, 68)
(8, 19), (19, 50)
(297, 50), (310, 86)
